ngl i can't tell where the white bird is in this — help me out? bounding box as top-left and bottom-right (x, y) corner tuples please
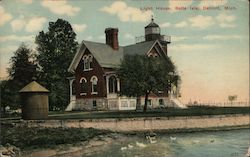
(128, 144), (134, 149)
(120, 147), (127, 151)
(192, 140), (200, 144)
(246, 146), (250, 157)
(170, 136), (177, 141)
(146, 135), (157, 144)
(136, 142), (147, 148)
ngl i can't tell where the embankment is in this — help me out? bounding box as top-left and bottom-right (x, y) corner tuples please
(17, 114), (250, 132)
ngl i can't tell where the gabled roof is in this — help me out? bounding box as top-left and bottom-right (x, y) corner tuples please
(68, 40), (166, 73)
(123, 40), (155, 56)
(83, 40), (123, 67)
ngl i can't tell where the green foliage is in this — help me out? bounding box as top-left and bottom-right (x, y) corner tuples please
(8, 43), (38, 87)
(35, 19), (78, 111)
(1, 124), (110, 149)
(228, 95), (237, 103)
(1, 44), (37, 112)
(117, 55), (180, 112)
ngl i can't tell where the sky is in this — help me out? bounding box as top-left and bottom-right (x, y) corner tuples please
(0, 0), (249, 103)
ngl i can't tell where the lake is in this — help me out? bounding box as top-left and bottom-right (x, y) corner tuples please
(88, 129), (250, 157)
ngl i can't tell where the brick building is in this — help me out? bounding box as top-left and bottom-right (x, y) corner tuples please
(66, 18), (184, 111)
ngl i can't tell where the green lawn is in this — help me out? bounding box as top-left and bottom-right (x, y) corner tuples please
(48, 106), (250, 120)
(1, 106), (249, 120)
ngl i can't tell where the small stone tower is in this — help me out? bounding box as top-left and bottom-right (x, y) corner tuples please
(19, 81), (49, 120)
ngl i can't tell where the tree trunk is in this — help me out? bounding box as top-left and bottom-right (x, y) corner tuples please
(143, 92), (149, 112)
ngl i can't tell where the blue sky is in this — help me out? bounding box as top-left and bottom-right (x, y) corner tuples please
(0, 0), (249, 103)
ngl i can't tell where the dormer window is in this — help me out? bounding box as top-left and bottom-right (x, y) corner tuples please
(83, 54), (93, 71)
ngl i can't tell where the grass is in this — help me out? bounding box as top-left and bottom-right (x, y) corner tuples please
(0, 123), (110, 150)
(48, 106), (250, 120)
(1, 106), (249, 120)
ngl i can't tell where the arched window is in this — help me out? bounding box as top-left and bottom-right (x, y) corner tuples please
(109, 76), (117, 93)
(80, 77), (87, 95)
(82, 55), (93, 71)
(91, 76), (98, 94)
(72, 80), (76, 95)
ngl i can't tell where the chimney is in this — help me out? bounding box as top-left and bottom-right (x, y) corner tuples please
(105, 28), (119, 50)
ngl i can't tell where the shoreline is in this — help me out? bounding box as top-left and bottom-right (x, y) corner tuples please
(2, 124), (249, 157)
(20, 126), (250, 157)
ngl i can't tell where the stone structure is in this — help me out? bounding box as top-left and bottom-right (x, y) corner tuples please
(19, 81), (49, 120)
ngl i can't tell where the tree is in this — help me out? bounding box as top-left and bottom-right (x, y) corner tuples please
(228, 95), (237, 105)
(8, 43), (38, 87)
(117, 55), (180, 112)
(35, 19), (78, 110)
(1, 44), (37, 112)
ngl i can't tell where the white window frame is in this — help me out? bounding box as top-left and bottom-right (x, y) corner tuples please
(80, 77), (87, 95)
(90, 76), (98, 95)
(82, 55), (93, 71)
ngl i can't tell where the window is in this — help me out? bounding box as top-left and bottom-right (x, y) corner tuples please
(147, 99), (152, 106)
(93, 100), (97, 109)
(159, 99), (164, 106)
(72, 80), (76, 95)
(83, 55), (93, 71)
(80, 77), (87, 95)
(121, 101), (128, 108)
(109, 76), (117, 93)
(91, 76), (98, 94)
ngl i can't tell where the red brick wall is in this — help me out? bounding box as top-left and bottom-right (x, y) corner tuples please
(75, 49), (107, 99)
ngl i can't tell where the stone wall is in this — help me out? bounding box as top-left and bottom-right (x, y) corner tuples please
(22, 114), (250, 132)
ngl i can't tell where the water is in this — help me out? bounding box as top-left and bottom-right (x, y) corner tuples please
(88, 129), (250, 157)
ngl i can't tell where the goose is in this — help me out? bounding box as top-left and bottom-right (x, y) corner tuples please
(128, 144), (134, 149)
(146, 135), (157, 144)
(136, 142), (147, 148)
(192, 140), (200, 144)
(170, 136), (177, 141)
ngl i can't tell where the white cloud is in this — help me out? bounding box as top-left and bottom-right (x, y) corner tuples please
(168, 1), (193, 13)
(203, 35), (241, 40)
(188, 15), (214, 29)
(11, 16), (47, 32)
(170, 44), (213, 52)
(216, 13), (236, 28)
(41, 0), (80, 16)
(171, 36), (188, 42)
(100, 1), (152, 22)
(0, 45), (18, 54)
(11, 18), (26, 32)
(216, 13), (235, 23)
(0, 6), (13, 27)
(219, 23), (236, 28)
(175, 21), (188, 28)
(72, 24), (87, 33)
(0, 35), (34, 42)
(25, 17), (47, 32)
(199, 0), (227, 7)
(160, 22), (171, 28)
(20, 0), (33, 4)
